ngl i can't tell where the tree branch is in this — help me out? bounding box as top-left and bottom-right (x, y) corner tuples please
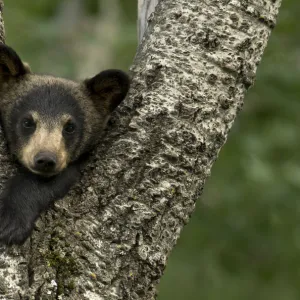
(138, 0), (159, 42)
(0, 0), (282, 299)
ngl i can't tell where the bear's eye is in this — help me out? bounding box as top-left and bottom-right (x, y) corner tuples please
(64, 121), (76, 134)
(22, 117), (35, 129)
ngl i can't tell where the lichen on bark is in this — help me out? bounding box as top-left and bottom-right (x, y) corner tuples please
(0, 0), (281, 299)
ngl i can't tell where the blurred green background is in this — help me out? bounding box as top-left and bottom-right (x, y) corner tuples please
(4, 0), (299, 299)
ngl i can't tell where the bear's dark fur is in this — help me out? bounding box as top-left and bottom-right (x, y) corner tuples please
(0, 44), (130, 245)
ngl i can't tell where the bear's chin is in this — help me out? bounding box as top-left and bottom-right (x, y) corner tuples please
(26, 166), (64, 178)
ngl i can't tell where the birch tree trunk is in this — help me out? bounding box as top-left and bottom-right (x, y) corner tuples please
(0, 0), (281, 299)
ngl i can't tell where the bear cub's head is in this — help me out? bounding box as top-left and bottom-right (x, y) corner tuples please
(0, 44), (130, 177)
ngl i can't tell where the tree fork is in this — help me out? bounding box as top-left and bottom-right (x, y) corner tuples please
(0, 0), (281, 299)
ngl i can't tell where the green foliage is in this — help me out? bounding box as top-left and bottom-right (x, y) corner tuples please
(85, 0), (100, 16)
(3, 0), (299, 299)
(4, 0), (137, 77)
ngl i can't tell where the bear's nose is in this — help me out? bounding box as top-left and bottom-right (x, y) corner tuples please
(34, 151), (57, 173)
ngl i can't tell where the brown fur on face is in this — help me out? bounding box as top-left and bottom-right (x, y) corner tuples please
(0, 44), (130, 177)
(0, 74), (111, 176)
(20, 111), (69, 175)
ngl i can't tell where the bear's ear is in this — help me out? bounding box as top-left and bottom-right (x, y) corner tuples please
(0, 44), (31, 80)
(84, 69), (130, 113)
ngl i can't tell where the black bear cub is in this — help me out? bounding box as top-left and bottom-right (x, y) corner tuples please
(0, 44), (130, 245)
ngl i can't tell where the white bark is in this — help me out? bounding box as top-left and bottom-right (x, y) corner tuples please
(138, 0), (159, 42)
(0, 0), (281, 299)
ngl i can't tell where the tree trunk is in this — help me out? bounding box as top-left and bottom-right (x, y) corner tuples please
(0, 0), (281, 299)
